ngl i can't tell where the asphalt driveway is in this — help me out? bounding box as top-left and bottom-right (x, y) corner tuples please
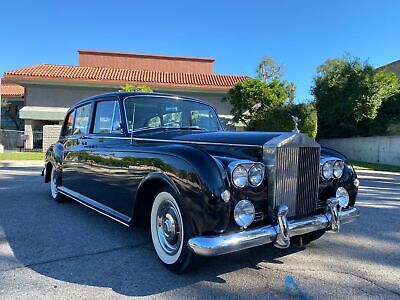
(0, 163), (399, 299)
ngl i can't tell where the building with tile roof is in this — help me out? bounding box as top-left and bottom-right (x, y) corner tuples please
(0, 79), (24, 130)
(2, 50), (247, 149)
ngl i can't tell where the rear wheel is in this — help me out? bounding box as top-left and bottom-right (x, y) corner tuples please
(50, 166), (64, 202)
(150, 189), (198, 273)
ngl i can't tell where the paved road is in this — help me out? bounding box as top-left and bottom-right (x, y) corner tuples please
(0, 165), (399, 299)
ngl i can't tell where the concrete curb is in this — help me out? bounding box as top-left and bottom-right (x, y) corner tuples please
(0, 160), (44, 168)
(355, 169), (400, 176)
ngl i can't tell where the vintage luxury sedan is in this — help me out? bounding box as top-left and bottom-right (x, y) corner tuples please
(43, 92), (360, 273)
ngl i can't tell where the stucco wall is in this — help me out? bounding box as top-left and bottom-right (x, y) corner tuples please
(25, 84), (117, 108)
(24, 84), (232, 115)
(319, 136), (400, 166)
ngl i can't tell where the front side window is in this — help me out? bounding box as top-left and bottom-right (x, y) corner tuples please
(74, 104), (91, 135)
(125, 96), (221, 132)
(93, 101), (122, 134)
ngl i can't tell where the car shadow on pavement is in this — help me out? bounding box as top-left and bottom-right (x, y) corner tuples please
(0, 166), (307, 297)
(0, 167), (399, 297)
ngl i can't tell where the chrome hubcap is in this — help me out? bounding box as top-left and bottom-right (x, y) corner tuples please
(156, 201), (181, 255)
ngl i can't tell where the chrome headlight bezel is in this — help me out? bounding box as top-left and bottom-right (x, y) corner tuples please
(232, 164), (248, 189)
(320, 158), (345, 180)
(333, 160), (345, 179)
(228, 160), (265, 189)
(321, 160), (334, 180)
(248, 163), (265, 187)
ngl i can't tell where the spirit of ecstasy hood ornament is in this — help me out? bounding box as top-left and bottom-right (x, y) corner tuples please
(291, 115), (301, 133)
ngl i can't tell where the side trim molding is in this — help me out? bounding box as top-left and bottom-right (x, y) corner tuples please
(58, 186), (131, 226)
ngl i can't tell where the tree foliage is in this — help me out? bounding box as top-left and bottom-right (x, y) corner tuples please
(312, 55), (400, 138)
(119, 83), (153, 92)
(369, 93), (400, 135)
(247, 103), (318, 139)
(223, 78), (295, 125)
(256, 56), (283, 82)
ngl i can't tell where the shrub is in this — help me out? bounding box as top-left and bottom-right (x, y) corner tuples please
(368, 93), (400, 135)
(119, 84), (153, 92)
(312, 55), (400, 138)
(247, 103), (318, 139)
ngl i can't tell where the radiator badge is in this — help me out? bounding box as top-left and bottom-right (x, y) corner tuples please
(291, 115), (301, 133)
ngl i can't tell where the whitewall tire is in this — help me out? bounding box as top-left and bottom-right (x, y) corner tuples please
(150, 189), (198, 272)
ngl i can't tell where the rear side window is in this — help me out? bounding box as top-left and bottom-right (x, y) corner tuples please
(74, 104), (91, 135)
(93, 101), (122, 134)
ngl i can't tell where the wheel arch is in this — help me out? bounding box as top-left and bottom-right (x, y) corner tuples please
(132, 172), (181, 227)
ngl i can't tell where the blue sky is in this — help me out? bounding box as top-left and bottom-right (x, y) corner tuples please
(1, 0), (399, 102)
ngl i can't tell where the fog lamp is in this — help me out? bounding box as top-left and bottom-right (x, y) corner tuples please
(336, 187), (349, 208)
(234, 200), (255, 228)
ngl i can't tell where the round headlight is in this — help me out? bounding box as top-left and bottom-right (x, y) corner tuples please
(248, 164), (265, 186)
(322, 161), (334, 180)
(232, 165), (248, 188)
(234, 200), (255, 228)
(333, 160), (345, 178)
(336, 187), (349, 208)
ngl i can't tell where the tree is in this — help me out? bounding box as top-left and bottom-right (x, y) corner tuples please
(312, 55), (400, 138)
(119, 83), (153, 92)
(247, 103), (318, 139)
(223, 77), (296, 125)
(256, 56), (283, 82)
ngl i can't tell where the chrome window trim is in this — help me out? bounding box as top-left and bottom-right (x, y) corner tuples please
(122, 94), (224, 133)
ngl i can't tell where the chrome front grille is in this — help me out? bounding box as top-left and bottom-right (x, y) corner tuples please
(274, 147), (320, 218)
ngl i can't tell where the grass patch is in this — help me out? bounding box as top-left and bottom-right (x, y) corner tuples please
(352, 160), (400, 173)
(0, 152), (44, 161)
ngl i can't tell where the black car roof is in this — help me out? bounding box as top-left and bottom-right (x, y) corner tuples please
(69, 92), (213, 111)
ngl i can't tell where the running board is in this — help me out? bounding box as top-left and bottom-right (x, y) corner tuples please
(58, 186), (131, 226)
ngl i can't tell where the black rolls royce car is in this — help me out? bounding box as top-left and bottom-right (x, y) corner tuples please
(43, 92), (360, 273)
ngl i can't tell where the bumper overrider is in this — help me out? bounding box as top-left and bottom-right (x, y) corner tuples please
(188, 198), (360, 256)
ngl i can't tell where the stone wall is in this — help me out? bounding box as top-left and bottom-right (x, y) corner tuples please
(42, 125), (62, 152)
(319, 135), (400, 166)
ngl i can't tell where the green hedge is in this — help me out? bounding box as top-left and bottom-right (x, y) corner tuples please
(367, 93), (400, 136)
(246, 103), (318, 139)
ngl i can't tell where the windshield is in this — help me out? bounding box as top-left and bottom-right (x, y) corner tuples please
(124, 96), (222, 132)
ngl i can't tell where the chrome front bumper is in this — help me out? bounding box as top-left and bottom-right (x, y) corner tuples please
(188, 206), (360, 256)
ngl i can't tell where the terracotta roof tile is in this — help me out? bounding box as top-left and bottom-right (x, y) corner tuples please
(1, 80), (24, 97)
(4, 64), (248, 89)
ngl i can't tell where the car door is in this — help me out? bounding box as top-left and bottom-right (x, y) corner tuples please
(79, 98), (134, 221)
(61, 102), (93, 195)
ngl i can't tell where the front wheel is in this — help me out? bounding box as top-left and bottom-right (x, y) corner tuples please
(150, 190), (198, 273)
